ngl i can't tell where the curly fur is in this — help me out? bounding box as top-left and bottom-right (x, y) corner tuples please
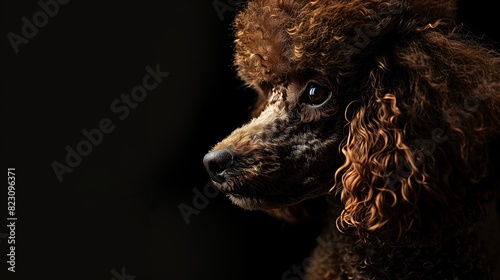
(203, 0), (500, 278)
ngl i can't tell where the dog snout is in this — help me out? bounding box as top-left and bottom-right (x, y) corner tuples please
(203, 148), (234, 184)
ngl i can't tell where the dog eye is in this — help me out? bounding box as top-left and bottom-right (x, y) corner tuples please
(304, 84), (332, 106)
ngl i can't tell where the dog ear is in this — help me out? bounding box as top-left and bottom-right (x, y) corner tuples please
(406, 0), (458, 20)
(335, 32), (500, 244)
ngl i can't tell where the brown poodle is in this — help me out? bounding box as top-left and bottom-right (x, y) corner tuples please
(203, 0), (500, 278)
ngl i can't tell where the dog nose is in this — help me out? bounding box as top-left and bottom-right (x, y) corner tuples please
(203, 149), (234, 184)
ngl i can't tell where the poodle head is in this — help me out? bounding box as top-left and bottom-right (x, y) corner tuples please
(204, 0), (500, 243)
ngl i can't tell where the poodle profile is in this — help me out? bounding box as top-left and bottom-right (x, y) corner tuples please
(203, 0), (500, 278)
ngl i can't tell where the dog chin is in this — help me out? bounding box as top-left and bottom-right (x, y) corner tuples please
(227, 194), (289, 210)
(215, 180), (328, 210)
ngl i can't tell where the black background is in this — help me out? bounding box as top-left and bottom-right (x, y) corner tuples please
(1, 1), (498, 279)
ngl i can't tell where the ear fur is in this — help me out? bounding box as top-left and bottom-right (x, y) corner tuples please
(407, 0), (457, 20)
(336, 26), (500, 244)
